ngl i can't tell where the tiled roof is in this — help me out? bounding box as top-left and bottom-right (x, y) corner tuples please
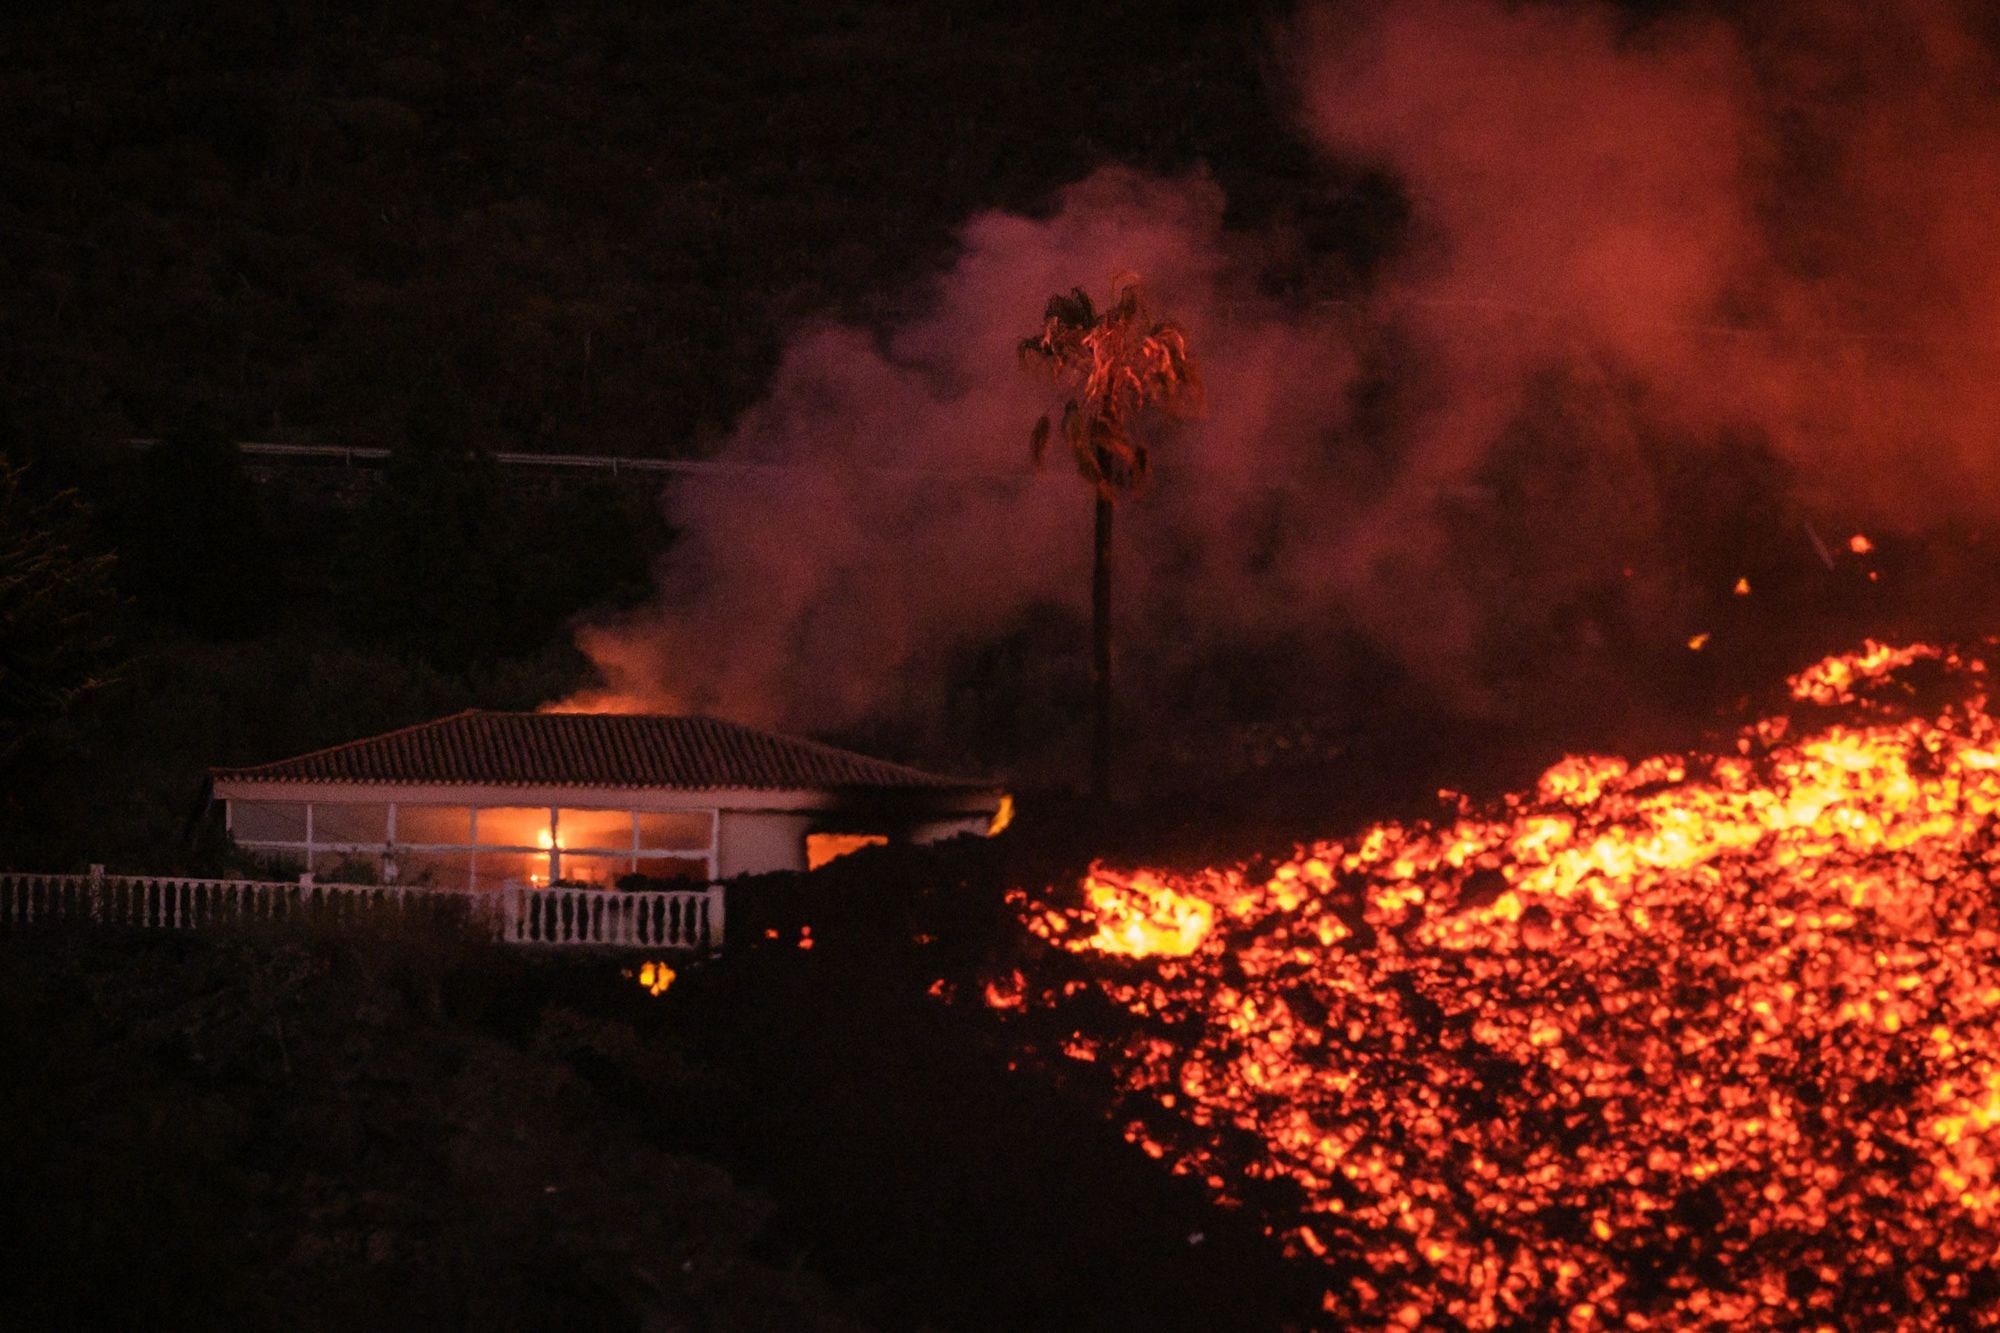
(212, 711), (991, 793)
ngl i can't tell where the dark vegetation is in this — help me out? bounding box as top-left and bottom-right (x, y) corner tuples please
(0, 0), (1344, 461)
(0, 840), (1320, 1332)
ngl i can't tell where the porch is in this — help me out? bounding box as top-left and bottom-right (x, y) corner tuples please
(0, 869), (722, 952)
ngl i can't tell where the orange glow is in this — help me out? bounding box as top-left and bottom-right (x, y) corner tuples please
(989, 793), (1016, 836)
(538, 689), (657, 715)
(1068, 870), (1214, 957)
(1850, 533), (1875, 554)
(1786, 638), (1938, 706)
(806, 832), (889, 870)
(994, 641), (2000, 1328)
(1686, 631), (1710, 651)
(632, 960), (675, 996)
(1733, 576), (1751, 596)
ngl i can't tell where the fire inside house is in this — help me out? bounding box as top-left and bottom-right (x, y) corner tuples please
(993, 642), (2000, 1329)
(209, 710), (1005, 889)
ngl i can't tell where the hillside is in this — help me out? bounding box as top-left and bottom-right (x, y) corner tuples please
(0, 841), (1316, 1330)
(0, 0), (1362, 461)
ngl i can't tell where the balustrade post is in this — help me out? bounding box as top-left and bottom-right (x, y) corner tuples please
(88, 864), (104, 924)
(707, 883), (725, 951)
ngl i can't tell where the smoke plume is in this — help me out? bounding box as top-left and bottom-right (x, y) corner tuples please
(567, 0), (2000, 784)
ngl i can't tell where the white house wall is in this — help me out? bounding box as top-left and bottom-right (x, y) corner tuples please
(716, 810), (816, 878)
(911, 816), (996, 845)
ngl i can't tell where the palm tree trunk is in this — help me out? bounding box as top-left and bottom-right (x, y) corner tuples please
(1092, 492), (1113, 807)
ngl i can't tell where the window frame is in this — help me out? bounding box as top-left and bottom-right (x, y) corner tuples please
(227, 797), (720, 888)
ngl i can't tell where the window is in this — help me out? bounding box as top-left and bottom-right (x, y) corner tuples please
(397, 805), (472, 845)
(314, 849), (383, 882)
(625, 856), (710, 885)
(248, 847), (307, 876)
(312, 802), (388, 844)
(638, 811), (712, 851)
(477, 806), (552, 849)
(226, 797), (718, 889)
(558, 852), (633, 886)
(393, 851), (474, 891)
(479, 851), (553, 889)
(558, 808), (633, 851)
(232, 801), (308, 842)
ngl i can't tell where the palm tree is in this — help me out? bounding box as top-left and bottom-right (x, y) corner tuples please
(1020, 274), (1203, 806)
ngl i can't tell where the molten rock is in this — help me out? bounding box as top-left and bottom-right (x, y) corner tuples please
(998, 641), (2000, 1329)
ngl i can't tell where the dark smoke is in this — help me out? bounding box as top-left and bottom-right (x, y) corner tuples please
(565, 1), (2000, 788)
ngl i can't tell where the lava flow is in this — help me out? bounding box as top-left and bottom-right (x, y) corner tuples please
(995, 641), (2000, 1330)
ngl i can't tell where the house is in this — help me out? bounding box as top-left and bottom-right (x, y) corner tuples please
(208, 710), (1007, 891)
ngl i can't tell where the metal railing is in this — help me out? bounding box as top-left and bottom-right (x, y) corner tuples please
(0, 869), (722, 952)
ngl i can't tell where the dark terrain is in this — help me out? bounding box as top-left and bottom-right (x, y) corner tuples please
(0, 839), (1320, 1332)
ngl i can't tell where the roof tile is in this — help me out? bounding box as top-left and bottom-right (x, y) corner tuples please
(212, 711), (989, 792)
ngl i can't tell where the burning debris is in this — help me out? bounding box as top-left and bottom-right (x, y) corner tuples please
(628, 960), (676, 996)
(995, 642), (2000, 1328)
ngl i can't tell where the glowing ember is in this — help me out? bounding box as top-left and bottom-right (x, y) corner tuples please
(1066, 870), (1216, 958)
(996, 642), (2000, 1328)
(629, 960), (675, 996)
(1850, 533), (1876, 555)
(1785, 638), (1940, 707)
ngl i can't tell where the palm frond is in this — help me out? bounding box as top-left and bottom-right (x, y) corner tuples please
(1043, 287), (1096, 328)
(1020, 275), (1202, 503)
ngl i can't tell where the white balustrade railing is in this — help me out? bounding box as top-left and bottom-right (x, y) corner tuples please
(0, 870), (721, 952)
(492, 883), (720, 950)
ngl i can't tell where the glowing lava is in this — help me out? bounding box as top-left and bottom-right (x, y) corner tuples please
(996, 641), (2000, 1329)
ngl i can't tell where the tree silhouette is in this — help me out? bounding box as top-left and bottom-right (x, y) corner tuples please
(1020, 275), (1202, 804)
(0, 456), (120, 764)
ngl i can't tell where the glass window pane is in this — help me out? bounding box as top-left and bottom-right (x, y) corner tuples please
(314, 850), (383, 883)
(393, 851), (473, 891)
(477, 806), (552, 849)
(312, 802), (388, 844)
(480, 850), (553, 888)
(232, 800), (308, 842)
(557, 808), (632, 851)
(396, 805), (471, 845)
(629, 854), (711, 884)
(248, 848), (306, 876)
(558, 852), (633, 887)
(637, 811), (712, 851)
